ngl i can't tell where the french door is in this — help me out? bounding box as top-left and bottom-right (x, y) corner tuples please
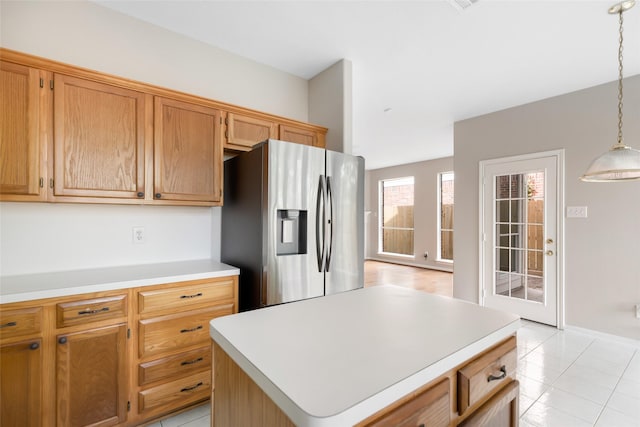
(480, 152), (563, 326)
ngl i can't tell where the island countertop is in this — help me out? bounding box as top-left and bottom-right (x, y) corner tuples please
(0, 259), (239, 304)
(209, 285), (520, 427)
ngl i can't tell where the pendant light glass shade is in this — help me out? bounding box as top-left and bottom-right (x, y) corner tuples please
(580, 143), (640, 181)
(580, 0), (640, 182)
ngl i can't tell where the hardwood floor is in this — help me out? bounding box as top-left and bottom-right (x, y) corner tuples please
(364, 260), (453, 297)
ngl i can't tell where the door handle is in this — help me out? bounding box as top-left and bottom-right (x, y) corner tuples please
(316, 176), (326, 272)
(325, 176), (333, 272)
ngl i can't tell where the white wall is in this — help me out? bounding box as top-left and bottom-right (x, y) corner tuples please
(0, 0), (309, 276)
(309, 59), (353, 153)
(365, 157), (454, 271)
(454, 75), (640, 340)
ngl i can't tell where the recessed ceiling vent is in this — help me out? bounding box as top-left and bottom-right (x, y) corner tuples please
(448, 0), (479, 11)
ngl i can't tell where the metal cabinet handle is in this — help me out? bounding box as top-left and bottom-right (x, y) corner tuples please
(137, 192), (144, 198)
(155, 193), (162, 199)
(180, 293), (203, 299)
(487, 365), (507, 382)
(0, 321), (17, 329)
(546, 250), (554, 256)
(180, 325), (203, 333)
(180, 382), (203, 392)
(58, 337), (67, 344)
(181, 357), (204, 366)
(78, 307), (109, 315)
(30, 342), (40, 350)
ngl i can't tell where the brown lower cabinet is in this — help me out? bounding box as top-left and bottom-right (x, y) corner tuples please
(0, 274), (238, 427)
(213, 335), (518, 427)
(56, 324), (128, 427)
(0, 339), (43, 427)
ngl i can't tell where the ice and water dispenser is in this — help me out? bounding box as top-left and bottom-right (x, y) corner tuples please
(276, 209), (307, 255)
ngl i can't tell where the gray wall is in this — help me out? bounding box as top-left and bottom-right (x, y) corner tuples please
(454, 75), (640, 340)
(365, 157), (454, 271)
(309, 59), (353, 154)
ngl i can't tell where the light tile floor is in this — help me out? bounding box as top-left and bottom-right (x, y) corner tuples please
(517, 320), (640, 427)
(157, 320), (640, 427)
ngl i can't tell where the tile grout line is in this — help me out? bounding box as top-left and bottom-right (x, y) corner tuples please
(591, 347), (639, 427)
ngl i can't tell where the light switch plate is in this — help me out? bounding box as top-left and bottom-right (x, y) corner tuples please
(567, 206), (588, 218)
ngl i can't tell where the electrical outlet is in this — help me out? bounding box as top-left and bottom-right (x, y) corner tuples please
(636, 304), (640, 319)
(423, 251), (429, 259)
(132, 227), (145, 244)
(566, 206), (588, 218)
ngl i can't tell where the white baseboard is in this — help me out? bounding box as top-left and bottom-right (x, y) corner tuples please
(563, 324), (640, 349)
(365, 257), (453, 273)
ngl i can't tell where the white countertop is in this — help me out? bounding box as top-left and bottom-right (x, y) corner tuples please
(0, 259), (239, 304)
(210, 285), (520, 427)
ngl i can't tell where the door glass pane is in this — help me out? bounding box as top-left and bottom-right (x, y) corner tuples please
(497, 200), (510, 222)
(527, 273), (544, 303)
(496, 175), (510, 199)
(511, 274), (526, 299)
(493, 171), (546, 304)
(496, 272), (510, 296)
(510, 200), (523, 223)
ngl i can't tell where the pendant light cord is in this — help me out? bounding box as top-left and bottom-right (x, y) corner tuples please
(617, 10), (624, 145)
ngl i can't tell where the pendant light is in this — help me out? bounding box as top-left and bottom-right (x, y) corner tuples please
(580, 0), (640, 182)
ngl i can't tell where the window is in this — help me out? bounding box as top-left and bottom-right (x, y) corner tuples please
(438, 172), (454, 262)
(379, 177), (414, 256)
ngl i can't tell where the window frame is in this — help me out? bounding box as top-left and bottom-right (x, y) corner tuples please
(378, 176), (415, 258)
(437, 171), (454, 263)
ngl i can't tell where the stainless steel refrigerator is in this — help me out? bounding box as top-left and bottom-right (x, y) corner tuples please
(221, 139), (364, 311)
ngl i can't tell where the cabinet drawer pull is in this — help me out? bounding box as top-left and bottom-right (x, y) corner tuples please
(78, 307), (110, 315)
(180, 382), (203, 392)
(59, 337), (67, 344)
(0, 321), (17, 328)
(487, 365), (507, 382)
(30, 342), (40, 350)
(180, 292), (203, 299)
(180, 357), (204, 366)
(180, 325), (203, 333)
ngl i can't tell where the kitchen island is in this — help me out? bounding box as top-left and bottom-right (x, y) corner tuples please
(209, 285), (520, 427)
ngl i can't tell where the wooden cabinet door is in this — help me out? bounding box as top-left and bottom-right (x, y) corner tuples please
(0, 61), (48, 200)
(154, 97), (223, 203)
(54, 74), (149, 199)
(0, 339), (42, 427)
(225, 112), (276, 151)
(56, 324), (128, 427)
(278, 124), (318, 147)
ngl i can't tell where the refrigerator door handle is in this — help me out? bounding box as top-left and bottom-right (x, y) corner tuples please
(325, 176), (334, 272)
(316, 175), (326, 272)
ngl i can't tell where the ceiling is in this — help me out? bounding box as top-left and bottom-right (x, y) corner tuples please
(94, 0), (640, 170)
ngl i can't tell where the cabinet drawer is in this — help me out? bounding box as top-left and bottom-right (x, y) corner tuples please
(0, 307), (42, 340)
(139, 346), (211, 386)
(56, 295), (127, 328)
(139, 304), (233, 358)
(459, 380), (519, 427)
(138, 370), (210, 414)
(364, 378), (450, 427)
(138, 278), (235, 315)
(457, 336), (517, 415)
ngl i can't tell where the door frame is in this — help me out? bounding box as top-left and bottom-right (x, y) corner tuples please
(478, 149), (565, 329)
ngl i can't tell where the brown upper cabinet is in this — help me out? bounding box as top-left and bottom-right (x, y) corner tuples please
(224, 112), (277, 152)
(279, 123), (325, 147)
(154, 97), (223, 203)
(0, 49), (327, 206)
(54, 74), (150, 200)
(0, 61), (49, 201)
